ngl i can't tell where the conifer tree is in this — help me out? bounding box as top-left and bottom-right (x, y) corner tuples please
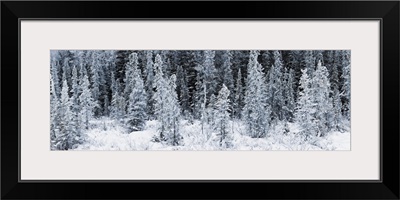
(61, 51), (73, 90)
(329, 52), (343, 131)
(214, 84), (232, 147)
(207, 94), (217, 128)
(341, 50), (351, 120)
(302, 50), (315, 76)
(124, 53), (139, 102)
(144, 51), (155, 118)
(50, 76), (60, 142)
(70, 65), (80, 130)
(193, 50), (217, 118)
(153, 55), (183, 145)
(261, 50), (273, 75)
(164, 74), (183, 146)
(161, 50), (172, 76)
(79, 73), (95, 130)
(55, 80), (77, 150)
(282, 68), (296, 122)
(111, 81), (126, 122)
(203, 50), (217, 97)
(126, 55), (147, 132)
(176, 65), (191, 119)
(90, 52), (101, 117)
(296, 60), (334, 138)
(242, 50), (270, 138)
(233, 68), (243, 119)
(51, 60), (61, 99)
(198, 78), (208, 137)
(311, 61), (333, 136)
(219, 50), (234, 103)
(268, 51), (285, 121)
(193, 72), (205, 119)
(110, 72), (123, 120)
(295, 68), (317, 138)
(153, 54), (169, 141)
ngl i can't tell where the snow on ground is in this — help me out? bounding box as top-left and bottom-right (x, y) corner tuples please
(75, 118), (350, 151)
(322, 131), (351, 150)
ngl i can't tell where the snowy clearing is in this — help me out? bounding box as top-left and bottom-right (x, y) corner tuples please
(74, 118), (350, 151)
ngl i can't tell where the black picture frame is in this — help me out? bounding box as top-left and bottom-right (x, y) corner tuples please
(2, 1), (399, 199)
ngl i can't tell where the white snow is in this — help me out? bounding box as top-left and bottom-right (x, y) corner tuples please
(74, 118), (350, 151)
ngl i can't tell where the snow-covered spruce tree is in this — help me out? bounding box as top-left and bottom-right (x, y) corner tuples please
(231, 50), (249, 80)
(207, 94), (217, 128)
(195, 78), (208, 137)
(331, 88), (342, 132)
(173, 51), (199, 93)
(324, 50), (334, 72)
(214, 84), (232, 147)
(114, 50), (130, 83)
(55, 80), (78, 150)
(341, 50), (351, 121)
(176, 65), (191, 119)
(329, 52), (343, 132)
(79, 60), (87, 76)
(89, 52), (101, 117)
(193, 71), (205, 119)
(161, 50), (172, 76)
(282, 68), (296, 122)
(124, 53), (139, 103)
(50, 59), (61, 99)
(79, 72), (95, 130)
(75, 51), (89, 74)
(219, 50), (234, 103)
(70, 65), (81, 131)
(268, 51), (285, 121)
(164, 75), (183, 146)
(96, 51), (109, 115)
(50, 58), (62, 143)
(296, 60), (334, 138)
(233, 68), (243, 119)
(311, 61), (333, 137)
(153, 54), (169, 141)
(286, 51), (302, 100)
(302, 50), (316, 77)
(110, 72), (122, 121)
(242, 50), (270, 138)
(126, 56), (147, 132)
(50, 75), (60, 142)
(98, 51), (114, 118)
(61, 51), (73, 91)
(153, 55), (183, 145)
(328, 51), (341, 92)
(203, 50), (217, 97)
(110, 72), (120, 119)
(261, 50), (273, 75)
(110, 71), (118, 102)
(295, 68), (317, 138)
(314, 50), (324, 67)
(111, 81), (126, 122)
(193, 50), (217, 119)
(144, 51), (155, 119)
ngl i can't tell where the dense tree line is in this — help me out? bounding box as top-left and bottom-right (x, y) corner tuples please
(50, 50), (351, 150)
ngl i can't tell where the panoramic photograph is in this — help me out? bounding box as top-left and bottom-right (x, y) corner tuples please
(50, 50), (351, 150)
